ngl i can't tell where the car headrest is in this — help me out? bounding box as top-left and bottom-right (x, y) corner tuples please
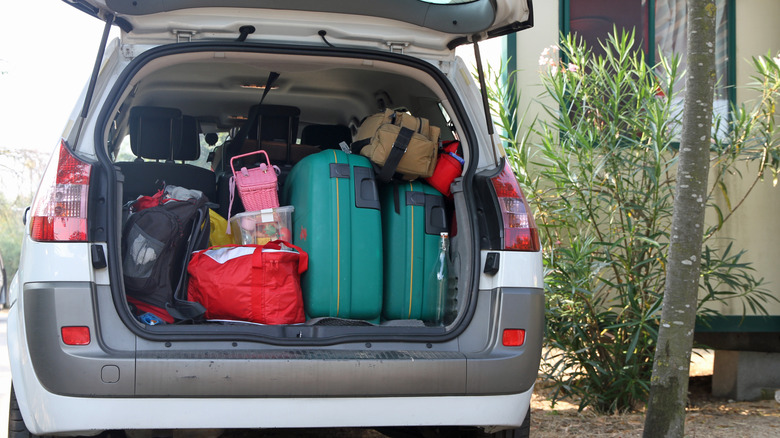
(247, 104), (301, 143)
(300, 124), (352, 149)
(177, 115), (201, 161)
(129, 106), (183, 161)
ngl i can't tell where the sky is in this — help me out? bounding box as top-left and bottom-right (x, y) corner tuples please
(0, 1), (114, 153)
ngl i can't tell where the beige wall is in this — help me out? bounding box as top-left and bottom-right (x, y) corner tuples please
(514, 2), (560, 129)
(712, 0), (780, 315)
(735, 0), (780, 103)
(510, 1), (780, 315)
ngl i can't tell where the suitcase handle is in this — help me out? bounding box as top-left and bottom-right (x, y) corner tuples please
(230, 149), (273, 175)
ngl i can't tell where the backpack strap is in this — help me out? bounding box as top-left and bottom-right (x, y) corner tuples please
(165, 299), (207, 322)
(350, 138), (371, 154)
(168, 205), (209, 322)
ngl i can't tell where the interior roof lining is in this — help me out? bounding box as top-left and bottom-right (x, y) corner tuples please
(104, 48), (458, 149)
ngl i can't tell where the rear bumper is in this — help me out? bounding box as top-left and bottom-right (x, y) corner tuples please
(11, 302), (534, 433)
(12, 376), (532, 434)
(9, 282), (542, 433)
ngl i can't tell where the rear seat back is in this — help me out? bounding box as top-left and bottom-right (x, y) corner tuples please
(300, 124), (352, 150)
(128, 106), (182, 161)
(117, 107), (218, 206)
(248, 104), (321, 165)
(178, 115), (203, 162)
(215, 104), (316, 218)
(248, 104), (300, 144)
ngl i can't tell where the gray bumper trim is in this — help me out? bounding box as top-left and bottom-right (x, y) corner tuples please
(25, 283), (542, 397)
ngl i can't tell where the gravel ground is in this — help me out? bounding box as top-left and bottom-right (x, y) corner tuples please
(529, 376), (780, 438)
(530, 351), (780, 438)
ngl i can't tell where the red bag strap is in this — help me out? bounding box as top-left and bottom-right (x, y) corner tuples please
(197, 243), (307, 275)
(264, 240), (308, 274)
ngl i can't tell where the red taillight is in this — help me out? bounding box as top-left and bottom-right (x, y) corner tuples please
(490, 162), (540, 251)
(502, 329), (526, 347)
(61, 326), (91, 346)
(30, 140), (91, 242)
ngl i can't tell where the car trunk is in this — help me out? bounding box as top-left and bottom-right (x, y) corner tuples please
(98, 41), (482, 343)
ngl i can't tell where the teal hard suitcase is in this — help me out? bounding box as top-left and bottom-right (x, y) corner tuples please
(380, 181), (448, 321)
(282, 150), (383, 321)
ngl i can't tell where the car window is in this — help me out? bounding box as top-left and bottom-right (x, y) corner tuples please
(113, 133), (225, 171)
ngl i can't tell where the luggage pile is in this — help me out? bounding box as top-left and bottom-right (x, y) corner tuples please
(281, 109), (463, 326)
(121, 110), (464, 327)
(188, 148), (305, 325)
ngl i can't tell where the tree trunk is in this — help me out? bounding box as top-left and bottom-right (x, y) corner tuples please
(642, 1), (717, 437)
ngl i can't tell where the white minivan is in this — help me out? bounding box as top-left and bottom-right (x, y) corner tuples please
(7, 1), (543, 437)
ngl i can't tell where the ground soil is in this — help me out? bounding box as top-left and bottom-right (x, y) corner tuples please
(529, 351), (780, 438)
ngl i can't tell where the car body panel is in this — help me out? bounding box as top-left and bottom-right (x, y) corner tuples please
(10, 321), (532, 434)
(17, 242), (93, 283)
(9, 2), (543, 434)
(479, 250), (544, 290)
(10, 285), (536, 434)
(18, 280), (541, 397)
(69, 0), (531, 57)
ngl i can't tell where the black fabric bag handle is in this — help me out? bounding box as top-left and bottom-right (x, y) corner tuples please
(167, 204), (209, 322)
(378, 126), (413, 183)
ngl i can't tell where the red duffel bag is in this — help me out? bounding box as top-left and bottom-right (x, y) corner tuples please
(187, 241), (307, 324)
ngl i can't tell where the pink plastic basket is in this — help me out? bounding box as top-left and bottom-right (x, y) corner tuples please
(227, 150), (280, 233)
(231, 150), (280, 210)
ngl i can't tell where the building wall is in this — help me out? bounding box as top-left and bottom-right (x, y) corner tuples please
(709, 0), (780, 316)
(509, 1), (780, 317)
(735, 1), (780, 103)
(514, 2), (560, 130)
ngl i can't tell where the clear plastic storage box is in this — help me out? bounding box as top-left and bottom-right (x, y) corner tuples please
(230, 205), (294, 245)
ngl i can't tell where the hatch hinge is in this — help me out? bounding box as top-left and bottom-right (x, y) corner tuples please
(437, 60), (453, 75)
(386, 41), (410, 54)
(173, 30), (197, 43)
(121, 44), (136, 60)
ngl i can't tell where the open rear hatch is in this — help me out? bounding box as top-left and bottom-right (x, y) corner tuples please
(66, 0), (532, 55)
(70, 0), (535, 343)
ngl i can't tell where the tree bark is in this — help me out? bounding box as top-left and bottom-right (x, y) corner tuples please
(643, 1), (717, 437)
